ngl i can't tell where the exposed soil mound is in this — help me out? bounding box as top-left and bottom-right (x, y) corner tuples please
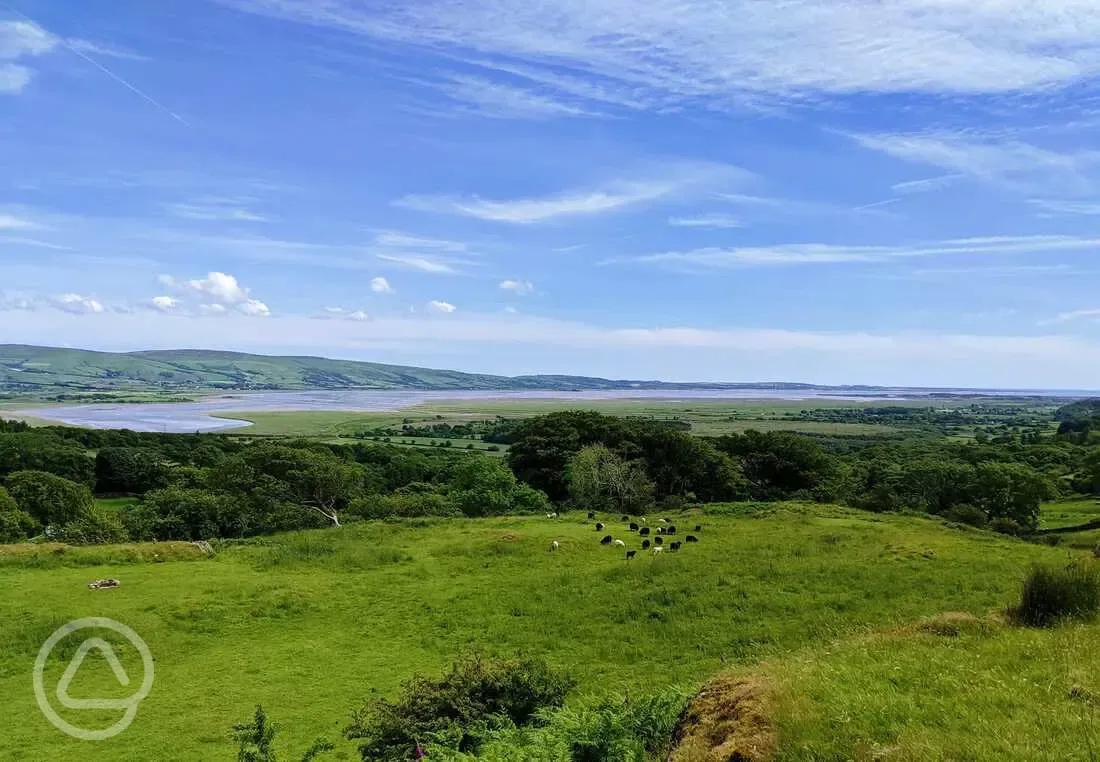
(667, 674), (776, 762)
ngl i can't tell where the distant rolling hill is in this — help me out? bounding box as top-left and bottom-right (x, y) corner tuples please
(0, 344), (644, 393)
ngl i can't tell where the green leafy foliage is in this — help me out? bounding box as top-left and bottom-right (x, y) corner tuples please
(346, 657), (575, 761)
(4, 470), (94, 528)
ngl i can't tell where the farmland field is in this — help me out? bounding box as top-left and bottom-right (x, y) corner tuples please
(218, 399), (916, 439)
(0, 504), (1073, 761)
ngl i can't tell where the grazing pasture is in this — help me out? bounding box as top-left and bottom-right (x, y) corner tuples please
(0, 503), (1068, 761)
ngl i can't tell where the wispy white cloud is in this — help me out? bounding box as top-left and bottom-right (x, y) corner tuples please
(0, 63), (31, 93)
(54, 293), (104, 314)
(0, 20), (56, 59)
(891, 174), (964, 194)
(397, 162), (742, 223)
(150, 295), (180, 312)
(397, 182), (674, 223)
(370, 276), (394, 294)
(668, 213), (744, 229)
(1047, 308), (1100, 324)
(376, 253), (459, 274)
(423, 73), (596, 119)
(0, 213), (39, 230)
(66, 38), (149, 61)
(427, 299), (457, 313)
(166, 201), (270, 222)
(613, 234), (1100, 269)
(1030, 198), (1100, 216)
(499, 279), (534, 295)
(218, 0), (1100, 115)
(372, 231), (468, 252)
(851, 131), (1100, 193)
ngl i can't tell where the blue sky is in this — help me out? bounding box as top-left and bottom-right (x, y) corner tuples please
(3, 0), (1100, 388)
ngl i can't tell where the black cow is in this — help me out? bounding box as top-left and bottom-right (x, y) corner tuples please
(595, 522), (605, 531)
(694, 524), (702, 532)
(670, 541), (682, 551)
(654, 536), (664, 546)
(639, 527), (650, 537)
(600, 535), (613, 545)
(625, 550), (637, 560)
(667, 525), (676, 535)
(629, 522), (639, 531)
(620, 514), (630, 522)
(686, 535), (699, 543)
(642, 539), (651, 550)
(587, 512), (595, 519)
(657, 527), (665, 535)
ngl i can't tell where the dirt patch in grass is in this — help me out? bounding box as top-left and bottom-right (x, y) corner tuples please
(667, 673), (776, 762)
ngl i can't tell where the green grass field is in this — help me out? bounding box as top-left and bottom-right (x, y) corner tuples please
(764, 617), (1100, 760)
(218, 399), (907, 439)
(0, 503), (1076, 761)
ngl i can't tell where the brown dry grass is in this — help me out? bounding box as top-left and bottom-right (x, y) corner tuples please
(667, 673), (777, 762)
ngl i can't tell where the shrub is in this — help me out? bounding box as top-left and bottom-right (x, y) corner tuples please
(1012, 561), (1100, 627)
(54, 508), (129, 545)
(943, 503), (987, 528)
(347, 657), (575, 761)
(5, 470), (94, 527)
(233, 705), (333, 762)
(990, 517), (1024, 537)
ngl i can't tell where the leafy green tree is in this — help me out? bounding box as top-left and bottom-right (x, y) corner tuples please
(716, 431), (837, 500)
(448, 457), (551, 517)
(970, 462), (1055, 530)
(5, 470), (94, 528)
(0, 486), (37, 542)
(55, 508), (128, 545)
(1080, 449), (1100, 495)
(95, 447), (169, 494)
(567, 445), (654, 513)
(0, 433), (95, 485)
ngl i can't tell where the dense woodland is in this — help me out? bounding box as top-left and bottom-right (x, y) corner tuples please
(0, 400), (1098, 546)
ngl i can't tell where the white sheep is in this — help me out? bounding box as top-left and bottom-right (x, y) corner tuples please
(612, 539), (626, 547)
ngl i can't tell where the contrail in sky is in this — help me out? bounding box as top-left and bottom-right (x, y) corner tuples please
(2, 1), (189, 126)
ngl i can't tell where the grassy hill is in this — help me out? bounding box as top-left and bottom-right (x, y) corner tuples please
(0, 503), (1075, 761)
(0, 344), (625, 394)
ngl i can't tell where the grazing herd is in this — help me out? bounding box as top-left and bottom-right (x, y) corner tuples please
(551, 513), (703, 558)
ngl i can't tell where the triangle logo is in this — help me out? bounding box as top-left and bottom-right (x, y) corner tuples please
(55, 637), (133, 710)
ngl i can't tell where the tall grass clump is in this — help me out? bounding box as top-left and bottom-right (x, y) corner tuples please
(1012, 561), (1100, 627)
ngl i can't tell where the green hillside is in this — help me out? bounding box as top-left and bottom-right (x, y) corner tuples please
(0, 505), (1069, 761)
(0, 344), (623, 393)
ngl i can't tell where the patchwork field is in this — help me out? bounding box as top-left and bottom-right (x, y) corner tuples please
(0, 504), (1074, 761)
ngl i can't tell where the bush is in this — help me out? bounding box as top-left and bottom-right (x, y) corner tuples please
(5, 470), (94, 527)
(347, 657), (575, 761)
(54, 508), (129, 545)
(990, 517), (1024, 537)
(943, 504), (987, 528)
(351, 490), (462, 519)
(1013, 561), (1100, 627)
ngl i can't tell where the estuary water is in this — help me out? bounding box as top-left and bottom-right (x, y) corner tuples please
(19, 387), (1088, 433)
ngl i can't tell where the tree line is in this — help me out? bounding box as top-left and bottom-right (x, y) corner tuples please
(1, 401), (1097, 544)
